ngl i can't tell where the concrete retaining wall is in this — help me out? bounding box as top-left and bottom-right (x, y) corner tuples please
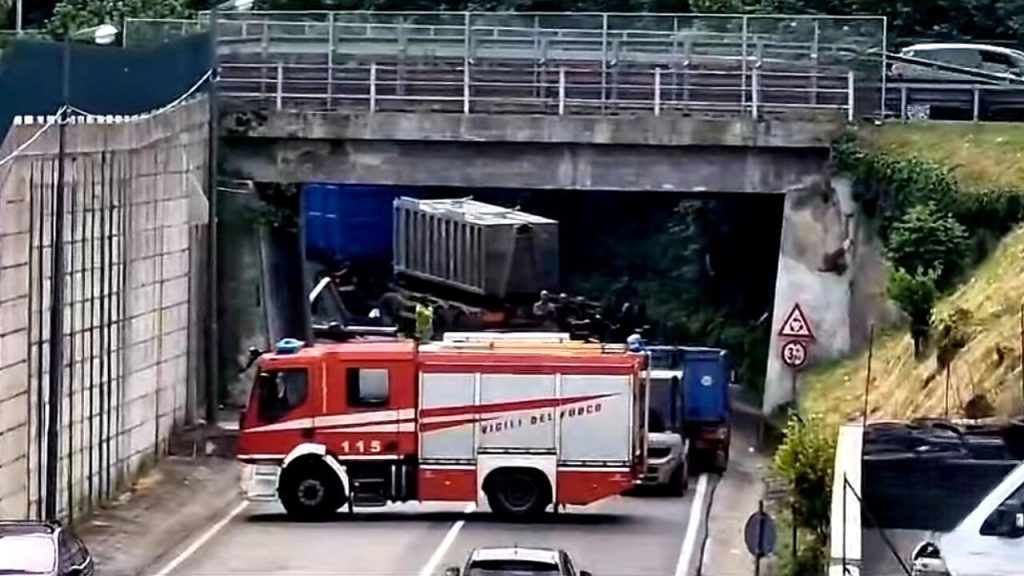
(0, 98), (209, 520)
(763, 176), (897, 414)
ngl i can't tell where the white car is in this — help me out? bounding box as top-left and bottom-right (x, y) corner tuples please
(892, 43), (1024, 81)
(446, 547), (592, 576)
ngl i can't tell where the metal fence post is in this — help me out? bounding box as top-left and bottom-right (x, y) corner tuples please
(740, 15), (749, 108)
(654, 67), (662, 116)
(601, 13), (608, 108)
(881, 17), (889, 121)
(276, 61), (283, 111)
(751, 66), (760, 119)
(558, 67), (566, 115)
(463, 65), (471, 115)
(972, 87), (980, 122)
(811, 19), (820, 106)
(900, 85), (908, 122)
(847, 70), (855, 122)
(463, 11), (471, 115)
(327, 12), (335, 110)
(369, 62), (377, 113)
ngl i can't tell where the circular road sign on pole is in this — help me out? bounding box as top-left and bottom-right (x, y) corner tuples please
(781, 339), (808, 370)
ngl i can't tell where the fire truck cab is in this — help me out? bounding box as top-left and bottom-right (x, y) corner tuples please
(238, 338), (648, 521)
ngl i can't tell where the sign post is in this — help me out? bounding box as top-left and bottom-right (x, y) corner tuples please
(778, 303), (815, 403)
(744, 501), (777, 576)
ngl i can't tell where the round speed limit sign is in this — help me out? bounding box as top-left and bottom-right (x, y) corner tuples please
(781, 340), (808, 369)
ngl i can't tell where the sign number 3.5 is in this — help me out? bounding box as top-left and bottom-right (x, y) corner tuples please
(340, 440), (382, 453)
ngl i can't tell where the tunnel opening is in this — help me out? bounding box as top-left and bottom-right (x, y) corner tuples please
(248, 182), (785, 396)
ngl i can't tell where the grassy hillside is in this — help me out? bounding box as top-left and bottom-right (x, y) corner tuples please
(803, 123), (1024, 427)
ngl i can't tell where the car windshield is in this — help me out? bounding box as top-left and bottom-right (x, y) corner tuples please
(467, 559), (561, 575)
(0, 534), (56, 573)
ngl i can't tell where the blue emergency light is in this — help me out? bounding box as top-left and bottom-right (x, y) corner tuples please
(275, 338), (305, 354)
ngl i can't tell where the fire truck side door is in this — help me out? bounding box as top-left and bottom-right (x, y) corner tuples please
(318, 362), (405, 458)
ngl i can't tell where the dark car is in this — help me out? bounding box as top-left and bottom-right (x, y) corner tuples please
(0, 520), (94, 576)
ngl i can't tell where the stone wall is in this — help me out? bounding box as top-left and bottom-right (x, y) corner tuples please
(0, 98), (209, 520)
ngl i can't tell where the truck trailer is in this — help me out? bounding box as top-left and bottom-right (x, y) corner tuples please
(304, 187), (644, 340)
(645, 346), (732, 473)
(238, 337), (649, 521)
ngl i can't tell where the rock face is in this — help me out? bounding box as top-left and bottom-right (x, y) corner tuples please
(762, 175), (899, 415)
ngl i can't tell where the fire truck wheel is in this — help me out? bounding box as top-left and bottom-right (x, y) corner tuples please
(278, 458), (345, 521)
(485, 468), (551, 520)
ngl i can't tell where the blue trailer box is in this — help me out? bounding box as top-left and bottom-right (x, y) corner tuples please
(303, 183), (421, 263)
(680, 347), (731, 424)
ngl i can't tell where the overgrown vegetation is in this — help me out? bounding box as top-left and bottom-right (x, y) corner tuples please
(833, 134), (1024, 353)
(773, 414), (836, 576)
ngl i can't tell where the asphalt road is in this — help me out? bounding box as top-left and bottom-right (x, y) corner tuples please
(157, 482), (710, 576)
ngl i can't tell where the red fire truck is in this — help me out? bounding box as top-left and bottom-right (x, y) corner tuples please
(238, 338), (649, 520)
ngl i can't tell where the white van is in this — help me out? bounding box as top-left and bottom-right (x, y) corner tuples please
(911, 461), (1024, 576)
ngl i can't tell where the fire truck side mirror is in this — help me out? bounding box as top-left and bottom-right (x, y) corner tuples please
(248, 347), (261, 362)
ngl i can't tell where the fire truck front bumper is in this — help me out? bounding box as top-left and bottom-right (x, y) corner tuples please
(240, 463), (281, 502)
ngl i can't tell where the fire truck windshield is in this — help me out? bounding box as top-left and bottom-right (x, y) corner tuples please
(255, 368), (309, 423)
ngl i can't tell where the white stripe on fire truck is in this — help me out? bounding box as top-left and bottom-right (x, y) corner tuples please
(319, 416), (415, 430)
(245, 408), (414, 433)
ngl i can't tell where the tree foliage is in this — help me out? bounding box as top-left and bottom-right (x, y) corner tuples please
(887, 266), (939, 357)
(48, 0), (192, 37)
(887, 202), (968, 289)
(774, 415), (835, 542)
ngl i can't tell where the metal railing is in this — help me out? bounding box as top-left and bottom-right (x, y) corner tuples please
(207, 12), (884, 67)
(126, 12), (884, 120)
(888, 82), (1024, 121)
(218, 59), (857, 119)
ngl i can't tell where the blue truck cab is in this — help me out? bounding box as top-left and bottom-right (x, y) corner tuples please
(647, 346), (733, 472)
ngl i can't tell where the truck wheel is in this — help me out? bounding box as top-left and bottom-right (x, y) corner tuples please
(486, 469), (551, 520)
(278, 458), (344, 521)
(667, 463), (689, 497)
(713, 447), (730, 473)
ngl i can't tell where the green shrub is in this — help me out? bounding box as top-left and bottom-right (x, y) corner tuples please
(886, 202), (968, 289)
(887, 267), (939, 357)
(773, 415), (836, 541)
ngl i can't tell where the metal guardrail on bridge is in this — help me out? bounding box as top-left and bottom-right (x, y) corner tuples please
(223, 60), (857, 119)
(126, 12), (886, 119)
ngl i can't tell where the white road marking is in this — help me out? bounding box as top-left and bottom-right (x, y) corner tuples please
(150, 500), (249, 576)
(418, 502), (477, 576)
(674, 474), (710, 576)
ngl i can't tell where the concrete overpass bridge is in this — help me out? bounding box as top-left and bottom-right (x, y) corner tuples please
(191, 10), (890, 413)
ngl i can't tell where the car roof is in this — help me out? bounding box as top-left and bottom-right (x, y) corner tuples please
(903, 43), (1024, 56)
(469, 547), (562, 564)
(0, 520), (57, 536)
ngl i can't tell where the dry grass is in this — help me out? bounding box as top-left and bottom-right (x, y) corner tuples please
(804, 124), (1024, 426)
(804, 225), (1024, 427)
(860, 123), (1024, 191)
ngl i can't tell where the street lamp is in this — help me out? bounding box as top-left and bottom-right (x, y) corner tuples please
(43, 23), (120, 522)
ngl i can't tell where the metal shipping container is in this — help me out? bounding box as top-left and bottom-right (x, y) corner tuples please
(393, 197), (559, 299)
(304, 183), (422, 263)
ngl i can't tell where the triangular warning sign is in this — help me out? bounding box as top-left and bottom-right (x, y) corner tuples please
(778, 303), (814, 340)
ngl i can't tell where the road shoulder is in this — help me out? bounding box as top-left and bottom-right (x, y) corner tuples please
(700, 391), (768, 575)
(77, 456), (240, 576)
